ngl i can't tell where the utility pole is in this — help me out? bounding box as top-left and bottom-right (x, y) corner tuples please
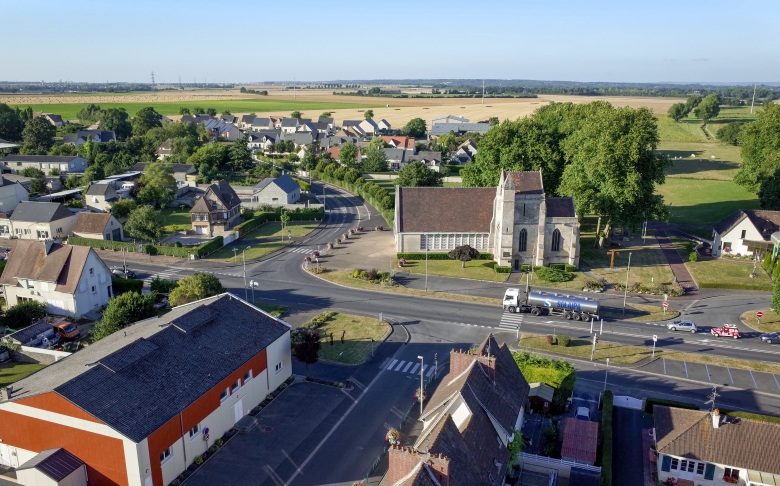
(482, 80), (485, 105)
(622, 252), (632, 315)
(242, 246), (250, 301)
(417, 356), (424, 416)
(751, 84), (757, 114)
(603, 358), (610, 391)
(151, 72), (156, 96)
(425, 235), (429, 292)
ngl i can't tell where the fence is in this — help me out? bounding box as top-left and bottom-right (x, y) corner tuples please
(519, 452), (601, 476)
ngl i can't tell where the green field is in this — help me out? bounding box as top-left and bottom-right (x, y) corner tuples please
(159, 207), (193, 234)
(659, 142), (742, 181)
(207, 221), (317, 261)
(656, 178), (759, 224)
(8, 99), (381, 121)
(307, 313), (392, 364)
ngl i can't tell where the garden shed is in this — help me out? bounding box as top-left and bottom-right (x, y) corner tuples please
(527, 382), (555, 413)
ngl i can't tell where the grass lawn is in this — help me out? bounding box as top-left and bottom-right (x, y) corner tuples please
(443, 182), (462, 188)
(207, 222), (317, 261)
(740, 309), (780, 333)
(159, 207), (193, 234)
(396, 258), (509, 282)
(313, 270), (501, 305)
(0, 362), (46, 388)
(373, 179), (397, 198)
(518, 333), (780, 373)
(655, 178), (759, 225)
(580, 232), (675, 287)
(659, 142), (742, 181)
(306, 313), (391, 365)
(9, 99), (381, 121)
(600, 303), (680, 322)
(678, 228), (715, 240)
(253, 303), (289, 318)
(510, 270), (591, 291)
(686, 259), (773, 291)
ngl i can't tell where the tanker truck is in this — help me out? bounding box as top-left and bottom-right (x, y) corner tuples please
(503, 288), (600, 321)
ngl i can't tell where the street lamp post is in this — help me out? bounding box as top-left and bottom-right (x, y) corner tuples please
(603, 358), (610, 391)
(242, 246), (250, 301)
(622, 252), (632, 316)
(232, 248), (238, 262)
(425, 235), (429, 292)
(417, 356), (424, 416)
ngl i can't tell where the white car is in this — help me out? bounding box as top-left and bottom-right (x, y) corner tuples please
(575, 407), (590, 421)
(667, 319), (697, 333)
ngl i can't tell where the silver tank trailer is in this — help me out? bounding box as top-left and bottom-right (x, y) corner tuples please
(527, 290), (600, 317)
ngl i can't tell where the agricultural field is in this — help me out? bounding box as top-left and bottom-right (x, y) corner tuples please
(656, 178), (759, 225)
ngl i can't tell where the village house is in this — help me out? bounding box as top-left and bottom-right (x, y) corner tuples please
(42, 114), (65, 127)
(380, 334), (530, 486)
(1, 155), (87, 174)
(712, 209), (780, 258)
(72, 212), (124, 241)
(654, 406), (780, 486)
(62, 130), (116, 146)
(0, 293), (292, 486)
(246, 131), (281, 152)
(85, 183), (118, 212)
(202, 119), (242, 141)
(433, 115), (470, 124)
(0, 175), (29, 215)
(452, 139), (478, 165)
(280, 118), (300, 134)
(0, 239), (112, 317)
(190, 180), (241, 236)
(394, 171), (580, 269)
(8, 202), (77, 240)
(131, 162), (197, 188)
(430, 122), (493, 138)
(156, 139), (172, 159)
(250, 174), (301, 207)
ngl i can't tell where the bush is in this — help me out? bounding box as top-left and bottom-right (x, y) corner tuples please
(150, 277), (178, 293)
(112, 277), (143, 293)
(520, 264), (531, 272)
(396, 252), (493, 260)
(535, 267), (574, 282)
(601, 391), (613, 486)
(689, 251), (699, 262)
(494, 265), (512, 273)
(4, 300), (47, 330)
(194, 236), (224, 257)
(644, 398), (700, 414)
(564, 264), (577, 272)
(194, 456), (203, 465)
(557, 335), (571, 347)
(549, 263), (566, 271)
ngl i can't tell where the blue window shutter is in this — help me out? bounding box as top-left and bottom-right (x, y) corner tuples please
(704, 463), (715, 480)
(661, 455), (671, 472)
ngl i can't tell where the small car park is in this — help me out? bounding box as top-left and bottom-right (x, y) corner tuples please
(667, 320), (697, 333)
(760, 332), (780, 344)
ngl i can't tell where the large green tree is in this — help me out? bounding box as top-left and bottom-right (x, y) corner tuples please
(132, 107), (162, 137)
(0, 103), (25, 141)
(716, 121), (746, 146)
(667, 102), (687, 122)
(4, 300), (47, 330)
(684, 95), (702, 114)
(188, 142), (226, 183)
(100, 108), (132, 140)
(693, 94), (721, 125)
(558, 103), (670, 244)
(124, 205), (164, 241)
(361, 137), (388, 172)
(110, 198), (138, 219)
(227, 138), (252, 171)
(91, 292), (158, 341)
(734, 103), (780, 192)
(21, 116), (56, 154)
(396, 161), (444, 187)
(402, 118), (427, 138)
(364, 109), (374, 119)
(138, 163), (177, 207)
(169, 272), (225, 306)
(339, 141), (357, 166)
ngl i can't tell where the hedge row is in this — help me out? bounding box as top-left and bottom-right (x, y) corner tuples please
(644, 398), (700, 414)
(698, 282), (773, 291)
(194, 236), (223, 257)
(494, 265), (512, 273)
(111, 277), (143, 293)
(70, 235), (225, 258)
(69, 237), (135, 252)
(397, 252), (493, 260)
(549, 263), (578, 272)
(314, 173), (395, 225)
(601, 391), (614, 486)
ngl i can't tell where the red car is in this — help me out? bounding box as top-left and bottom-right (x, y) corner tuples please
(711, 324), (741, 339)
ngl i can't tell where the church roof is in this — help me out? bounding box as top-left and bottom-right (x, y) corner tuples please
(546, 198), (576, 218)
(396, 187), (495, 233)
(507, 171), (544, 195)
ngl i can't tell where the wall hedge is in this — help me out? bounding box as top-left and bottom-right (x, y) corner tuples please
(70, 235), (226, 259)
(69, 237), (137, 252)
(698, 282), (773, 291)
(601, 390), (614, 486)
(397, 252), (493, 260)
(111, 277), (143, 293)
(194, 236), (224, 257)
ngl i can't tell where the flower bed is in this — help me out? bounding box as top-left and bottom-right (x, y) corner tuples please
(613, 281), (685, 296)
(350, 268), (395, 285)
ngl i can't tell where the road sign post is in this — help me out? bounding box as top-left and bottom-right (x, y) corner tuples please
(757, 311), (763, 325)
(590, 334), (598, 361)
(663, 301), (668, 315)
(652, 334), (658, 358)
(590, 318), (594, 334)
(599, 318), (604, 335)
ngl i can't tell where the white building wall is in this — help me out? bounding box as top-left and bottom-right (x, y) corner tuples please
(713, 218), (763, 257)
(4, 283), (78, 316)
(266, 330), (292, 391)
(160, 436), (185, 486)
(15, 467), (58, 486)
(58, 466), (88, 486)
(0, 184), (29, 214)
(12, 216), (77, 240)
(72, 251), (112, 316)
(657, 453), (748, 486)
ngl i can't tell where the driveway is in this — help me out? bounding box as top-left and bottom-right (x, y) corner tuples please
(613, 406), (654, 486)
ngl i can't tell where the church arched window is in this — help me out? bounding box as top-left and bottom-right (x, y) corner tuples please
(551, 229), (562, 252)
(518, 229), (527, 252)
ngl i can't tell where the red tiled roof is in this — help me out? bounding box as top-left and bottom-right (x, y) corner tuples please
(507, 171), (544, 195)
(561, 418), (598, 463)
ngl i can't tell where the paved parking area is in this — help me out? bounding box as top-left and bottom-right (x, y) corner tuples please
(641, 358), (780, 394)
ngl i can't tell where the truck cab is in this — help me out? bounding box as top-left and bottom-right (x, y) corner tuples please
(503, 288), (526, 313)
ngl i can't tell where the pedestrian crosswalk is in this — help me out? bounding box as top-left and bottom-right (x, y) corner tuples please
(498, 311), (524, 331)
(288, 247), (314, 254)
(143, 268), (183, 285)
(380, 358), (437, 377)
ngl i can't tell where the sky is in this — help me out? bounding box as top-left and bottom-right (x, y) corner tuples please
(2, 0), (778, 84)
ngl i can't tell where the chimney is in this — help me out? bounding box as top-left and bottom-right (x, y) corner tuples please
(1, 386), (12, 401)
(427, 454), (451, 486)
(449, 349), (476, 377)
(712, 408), (721, 429)
(386, 446), (421, 485)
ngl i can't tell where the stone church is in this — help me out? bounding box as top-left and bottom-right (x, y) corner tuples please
(394, 170), (580, 269)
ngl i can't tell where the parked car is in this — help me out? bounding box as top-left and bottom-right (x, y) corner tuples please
(667, 319), (697, 333)
(760, 332), (780, 344)
(52, 320), (80, 340)
(711, 324), (741, 339)
(575, 407), (590, 421)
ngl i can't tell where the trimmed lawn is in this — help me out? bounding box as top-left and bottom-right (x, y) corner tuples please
(581, 234), (675, 287)
(207, 222), (317, 261)
(659, 142), (742, 181)
(655, 178), (759, 225)
(396, 258), (509, 282)
(313, 270), (501, 305)
(740, 309), (780, 333)
(686, 259), (773, 291)
(9, 99), (381, 121)
(306, 313), (391, 364)
(373, 179), (397, 198)
(253, 303), (289, 318)
(519, 333), (780, 373)
(0, 362), (46, 388)
(159, 207), (193, 234)
(513, 270), (591, 291)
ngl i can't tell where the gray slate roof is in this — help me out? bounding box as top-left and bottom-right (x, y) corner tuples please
(16, 448), (84, 481)
(9, 202), (74, 222)
(9, 322), (54, 345)
(1, 155), (82, 163)
(252, 117), (273, 127)
(6, 294), (290, 443)
(253, 174), (300, 195)
(430, 123), (492, 136)
(546, 197), (576, 218)
(281, 118), (299, 127)
(282, 132), (318, 145)
(85, 183), (113, 196)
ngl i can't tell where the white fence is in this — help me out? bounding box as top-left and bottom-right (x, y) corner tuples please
(16, 346), (71, 364)
(519, 452), (601, 477)
(613, 396), (644, 410)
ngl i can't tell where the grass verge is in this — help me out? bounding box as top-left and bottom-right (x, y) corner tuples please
(207, 222), (317, 261)
(313, 270), (501, 305)
(739, 309), (780, 333)
(305, 313), (391, 364)
(518, 332), (780, 374)
(600, 303), (680, 322)
(396, 258), (509, 283)
(655, 178), (759, 225)
(686, 259), (773, 291)
(253, 303), (289, 318)
(0, 362), (47, 388)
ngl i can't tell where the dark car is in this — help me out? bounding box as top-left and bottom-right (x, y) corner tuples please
(111, 267), (136, 279)
(760, 332), (780, 344)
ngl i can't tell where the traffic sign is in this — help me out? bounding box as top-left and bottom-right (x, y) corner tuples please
(662, 302), (669, 309)
(653, 335), (658, 342)
(757, 311), (764, 318)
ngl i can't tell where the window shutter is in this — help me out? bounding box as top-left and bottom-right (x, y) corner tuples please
(661, 455), (671, 472)
(704, 463), (715, 480)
